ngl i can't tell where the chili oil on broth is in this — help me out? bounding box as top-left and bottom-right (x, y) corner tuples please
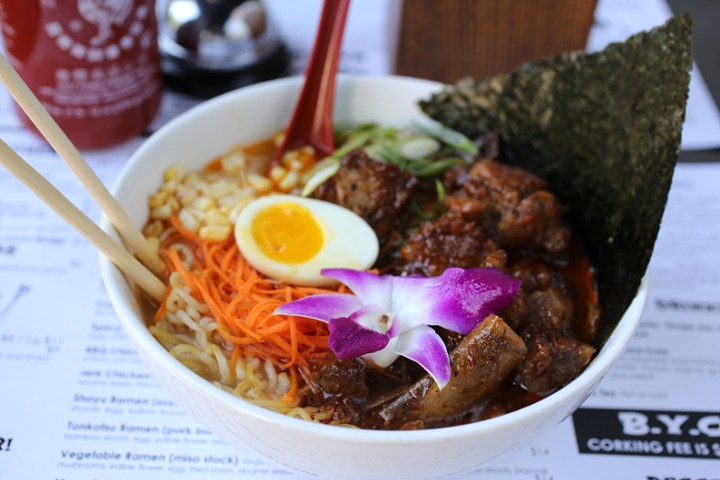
(139, 127), (602, 430)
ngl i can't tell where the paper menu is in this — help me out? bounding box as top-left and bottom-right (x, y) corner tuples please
(264, 0), (402, 76)
(2, 1), (720, 479)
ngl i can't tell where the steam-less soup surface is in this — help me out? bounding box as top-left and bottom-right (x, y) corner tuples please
(142, 124), (600, 430)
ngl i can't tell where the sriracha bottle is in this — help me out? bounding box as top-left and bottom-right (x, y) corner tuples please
(0, 0), (162, 149)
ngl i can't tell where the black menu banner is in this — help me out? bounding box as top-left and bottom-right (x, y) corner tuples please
(573, 407), (720, 460)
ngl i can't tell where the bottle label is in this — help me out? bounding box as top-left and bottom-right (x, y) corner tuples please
(37, 1), (158, 118)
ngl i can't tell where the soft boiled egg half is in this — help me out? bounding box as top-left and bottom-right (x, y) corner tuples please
(235, 195), (379, 286)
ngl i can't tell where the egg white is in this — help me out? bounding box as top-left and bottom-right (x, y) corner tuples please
(234, 194), (379, 286)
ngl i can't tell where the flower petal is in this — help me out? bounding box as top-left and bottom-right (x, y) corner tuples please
(349, 303), (390, 333)
(362, 338), (400, 368)
(393, 267), (521, 334)
(328, 316), (390, 359)
(321, 268), (393, 309)
(273, 293), (362, 322)
(393, 325), (451, 388)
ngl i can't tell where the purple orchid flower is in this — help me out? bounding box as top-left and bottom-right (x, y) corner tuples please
(274, 267), (521, 389)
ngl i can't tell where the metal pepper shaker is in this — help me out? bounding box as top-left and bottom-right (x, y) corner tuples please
(157, 0), (289, 97)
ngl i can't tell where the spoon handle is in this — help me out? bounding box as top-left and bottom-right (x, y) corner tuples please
(272, 0), (351, 166)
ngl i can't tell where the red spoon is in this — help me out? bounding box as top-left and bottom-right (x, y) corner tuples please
(270, 0), (351, 168)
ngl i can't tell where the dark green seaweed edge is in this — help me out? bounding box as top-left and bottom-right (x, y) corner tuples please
(420, 14), (693, 347)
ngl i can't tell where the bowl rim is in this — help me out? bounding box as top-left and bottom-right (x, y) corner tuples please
(101, 73), (647, 445)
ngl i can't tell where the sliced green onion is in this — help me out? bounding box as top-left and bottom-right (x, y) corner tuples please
(301, 157), (341, 196)
(331, 122), (475, 179)
(333, 122), (377, 138)
(396, 136), (441, 159)
(406, 157), (465, 177)
(375, 144), (407, 168)
(363, 143), (386, 163)
(435, 178), (446, 205)
(332, 130), (375, 158)
(413, 120), (478, 155)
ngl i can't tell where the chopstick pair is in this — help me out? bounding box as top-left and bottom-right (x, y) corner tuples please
(0, 53), (166, 302)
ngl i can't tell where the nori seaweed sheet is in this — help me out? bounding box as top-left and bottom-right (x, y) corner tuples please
(420, 14), (693, 347)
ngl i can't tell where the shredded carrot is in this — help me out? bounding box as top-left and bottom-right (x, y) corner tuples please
(158, 215), (338, 401)
(168, 216), (203, 248)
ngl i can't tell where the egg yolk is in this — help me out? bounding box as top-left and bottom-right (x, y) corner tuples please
(251, 202), (324, 264)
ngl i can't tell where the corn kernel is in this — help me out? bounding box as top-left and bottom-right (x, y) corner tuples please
(278, 170), (299, 192)
(166, 196), (180, 212)
(199, 225), (231, 242)
(206, 208), (230, 227)
(269, 166), (287, 182)
(178, 208), (200, 233)
(208, 179), (236, 198)
(160, 179), (179, 194)
(247, 173), (272, 193)
(176, 185), (199, 204)
(299, 146), (317, 167)
(183, 172), (201, 187)
(148, 191), (167, 208)
(216, 193), (237, 208)
(185, 207), (205, 220)
(192, 196), (215, 211)
(289, 158), (304, 172)
(143, 220), (164, 238)
(151, 204), (174, 220)
(164, 163), (187, 182)
(221, 151), (247, 172)
(281, 150), (299, 169)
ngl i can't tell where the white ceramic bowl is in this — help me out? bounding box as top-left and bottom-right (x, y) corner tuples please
(101, 75), (647, 480)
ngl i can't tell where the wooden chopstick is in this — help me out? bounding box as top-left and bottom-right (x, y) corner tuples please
(0, 52), (165, 276)
(0, 137), (166, 302)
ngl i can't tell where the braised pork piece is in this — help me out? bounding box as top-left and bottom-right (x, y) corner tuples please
(307, 147), (600, 429)
(311, 149), (419, 244)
